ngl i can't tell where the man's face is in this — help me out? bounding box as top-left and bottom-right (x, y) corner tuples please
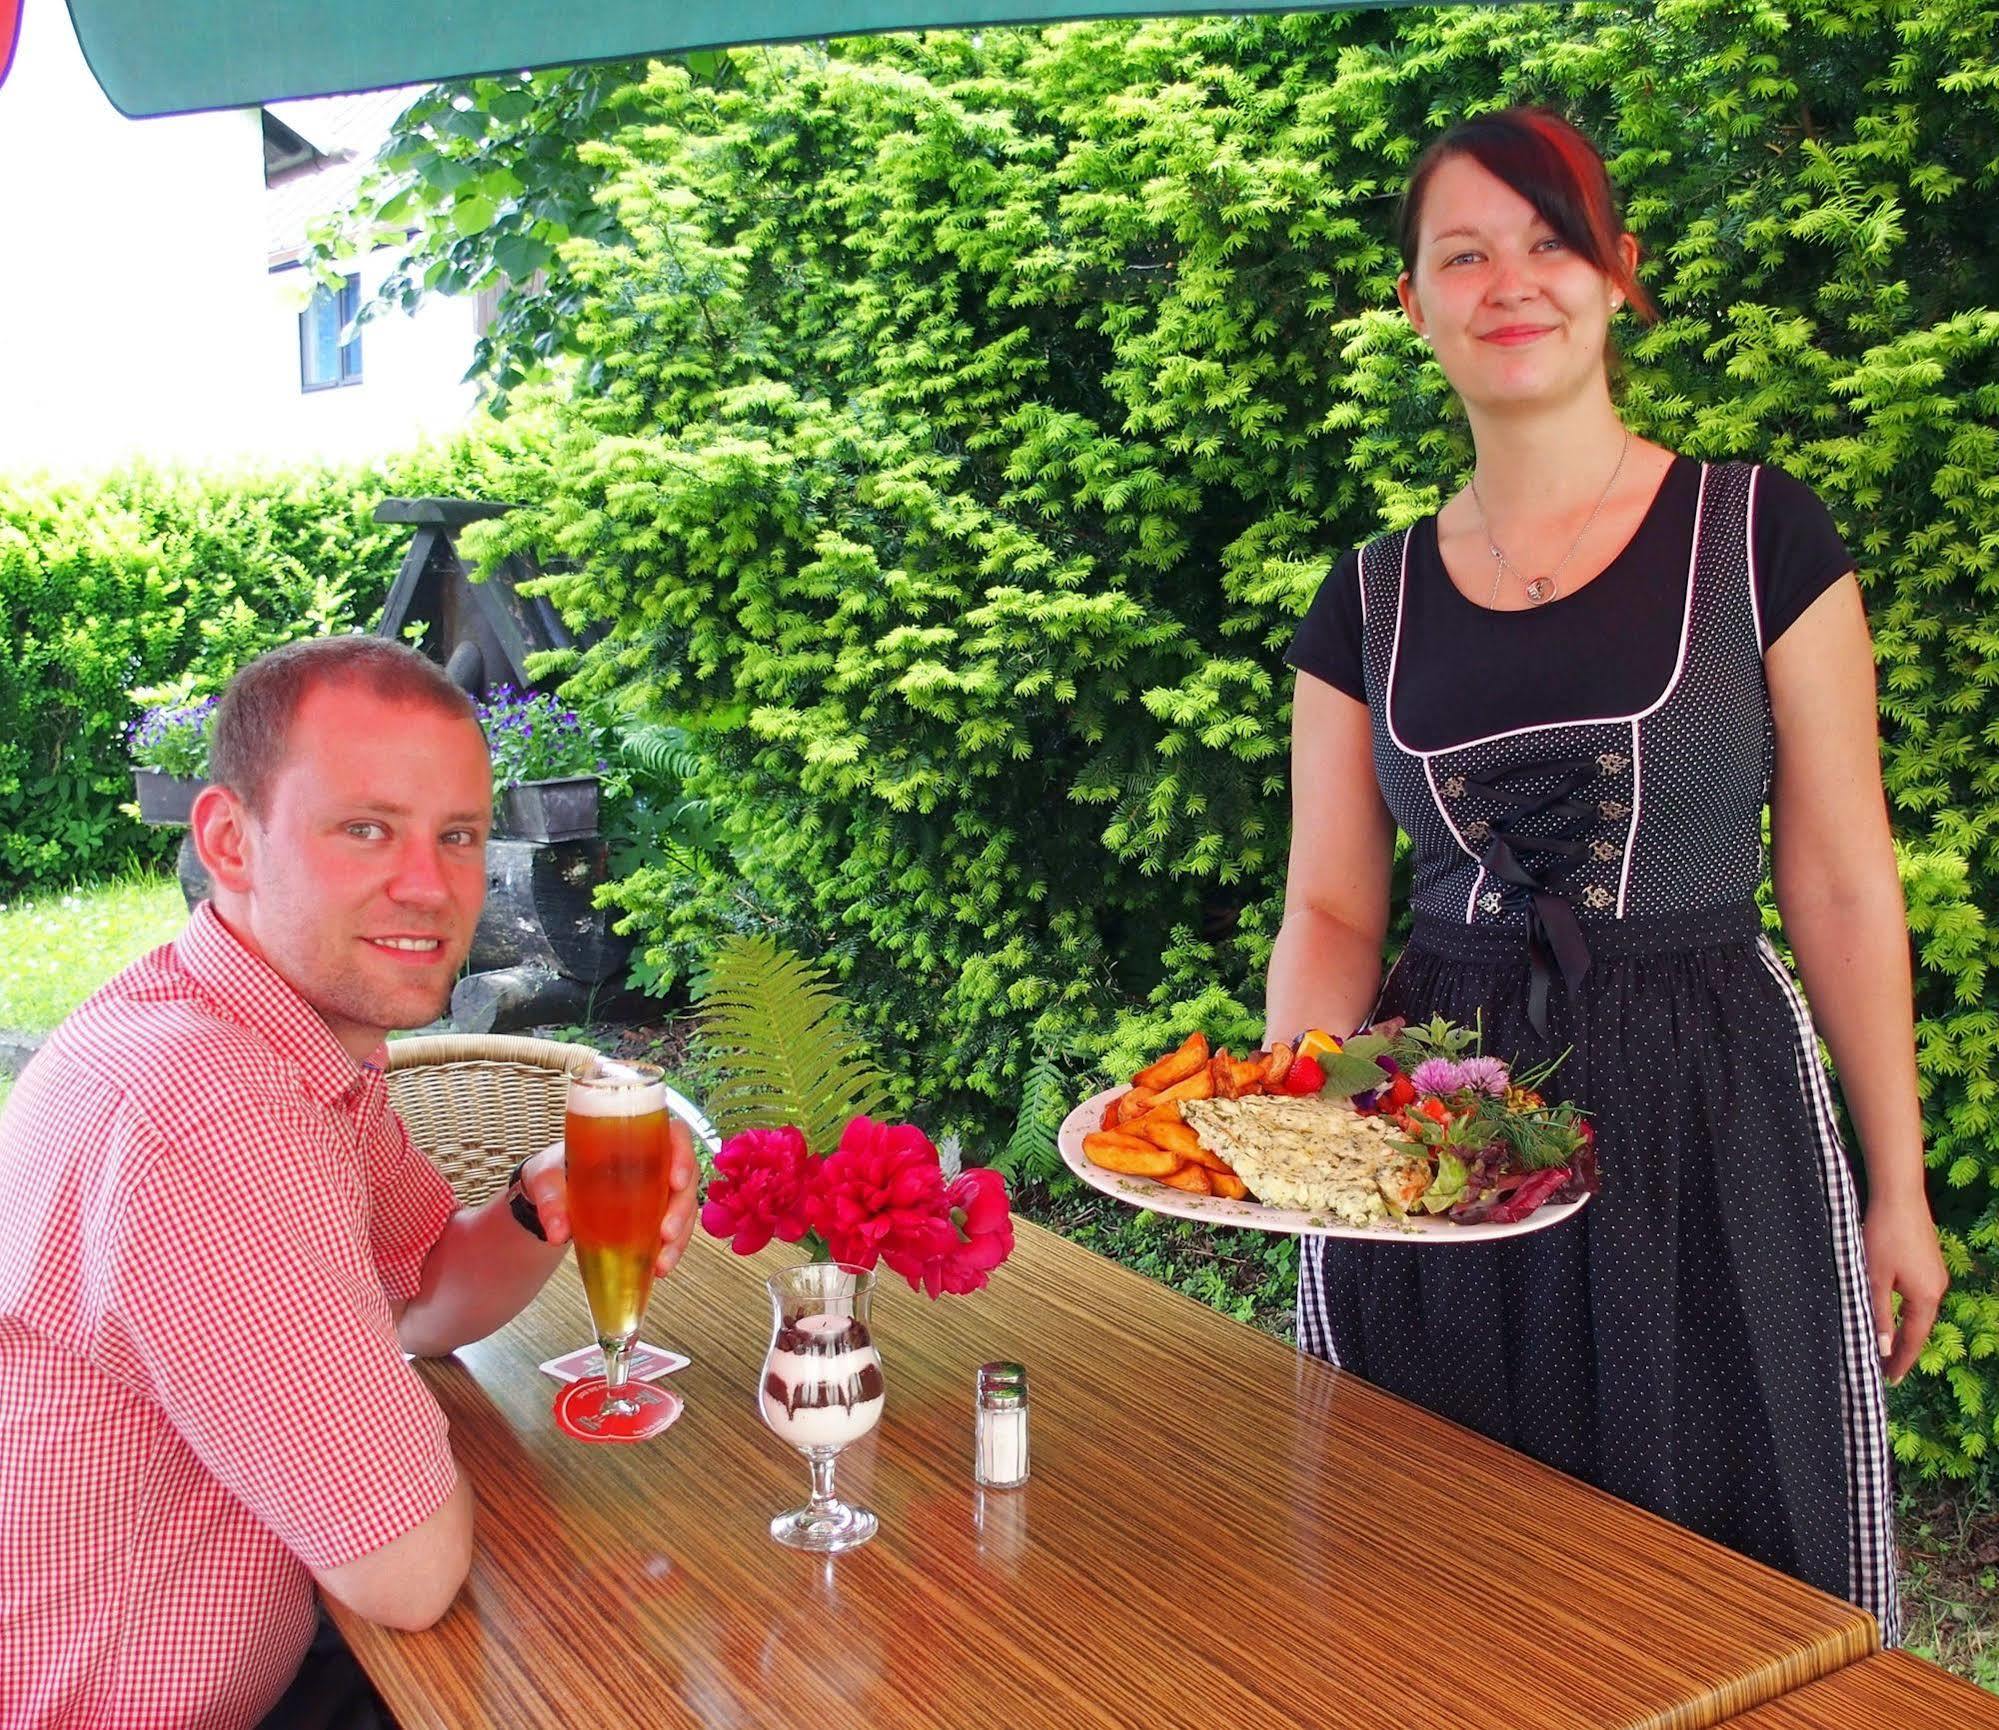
(221, 683), (491, 1058)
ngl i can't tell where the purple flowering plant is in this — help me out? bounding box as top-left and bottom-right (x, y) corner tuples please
(127, 697), (218, 780)
(475, 685), (608, 792)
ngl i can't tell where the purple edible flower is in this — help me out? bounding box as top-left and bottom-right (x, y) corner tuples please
(1457, 1056), (1511, 1096)
(1409, 1058), (1466, 1096)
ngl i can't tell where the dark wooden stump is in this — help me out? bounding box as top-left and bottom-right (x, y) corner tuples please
(177, 832), (211, 909)
(449, 964), (597, 1035)
(471, 838), (629, 985)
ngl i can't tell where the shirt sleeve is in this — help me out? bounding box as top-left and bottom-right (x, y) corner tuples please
(1753, 466), (1856, 650)
(93, 1109), (458, 1572)
(367, 1110), (458, 1303)
(1285, 547), (1367, 701)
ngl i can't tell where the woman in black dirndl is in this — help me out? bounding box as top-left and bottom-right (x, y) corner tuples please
(1266, 109), (1947, 1640)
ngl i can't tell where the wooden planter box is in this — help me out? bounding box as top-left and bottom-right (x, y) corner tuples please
(133, 770), (208, 825)
(496, 776), (600, 843)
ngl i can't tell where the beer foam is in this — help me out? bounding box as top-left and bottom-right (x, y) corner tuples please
(569, 1064), (670, 1118)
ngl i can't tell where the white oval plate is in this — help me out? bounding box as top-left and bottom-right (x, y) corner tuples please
(1059, 1085), (1590, 1243)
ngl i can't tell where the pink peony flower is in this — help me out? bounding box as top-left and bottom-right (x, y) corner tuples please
(805, 1116), (955, 1273)
(700, 1124), (816, 1256)
(891, 1166), (1016, 1298)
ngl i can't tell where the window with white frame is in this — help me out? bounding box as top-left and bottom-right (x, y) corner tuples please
(299, 275), (363, 391)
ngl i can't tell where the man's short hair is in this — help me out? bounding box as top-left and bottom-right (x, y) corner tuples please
(210, 636), (482, 816)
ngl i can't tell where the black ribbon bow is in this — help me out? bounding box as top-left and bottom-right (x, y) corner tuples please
(1464, 760), (1600, 1038)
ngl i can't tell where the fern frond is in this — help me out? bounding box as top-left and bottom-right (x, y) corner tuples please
(694, 935), (891, 1152)
(619, 723), (707, 786)
(996, 1044), (1072, 1183)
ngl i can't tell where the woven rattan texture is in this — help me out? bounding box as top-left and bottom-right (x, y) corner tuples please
(386, 1035), (597, 1205)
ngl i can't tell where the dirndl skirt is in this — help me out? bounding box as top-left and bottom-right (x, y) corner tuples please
(1296, 901), (1900, 1638)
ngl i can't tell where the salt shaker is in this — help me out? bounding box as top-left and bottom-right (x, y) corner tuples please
(974, 1361), (1029, 1489)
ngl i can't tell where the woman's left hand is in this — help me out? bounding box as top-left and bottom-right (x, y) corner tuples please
(1863, 1194), (1948, 1383)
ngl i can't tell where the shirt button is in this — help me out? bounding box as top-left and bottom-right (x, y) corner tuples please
(1478, 891), (1503, 915)
(1599, 799), (1630, 820)
(1442, 775), (1467, 798)
(1464, 819), (1491, 843)
(1591, 839), (1620, 863)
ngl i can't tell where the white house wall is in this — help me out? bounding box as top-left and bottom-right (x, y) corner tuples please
(0, 2), (477, 476)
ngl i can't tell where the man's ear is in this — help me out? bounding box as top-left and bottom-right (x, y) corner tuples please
(190, 784), (254, 895)
(1395, 270), (1429, 340)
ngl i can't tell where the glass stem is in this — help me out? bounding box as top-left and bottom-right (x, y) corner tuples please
(808, 1451), (840, 1513)
(602, 1340), (634, 1412)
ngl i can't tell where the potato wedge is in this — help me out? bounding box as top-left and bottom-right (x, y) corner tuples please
(1208, 1051), (1241, 1099)
(1155, 1163), (1214, 1195)
(1260, 1042), (1295, 1089)
(1112, 1086), (1160, 1127)
(1153, 1068), (1215, 1106)
(1082, 1131), (1182, 1178)
(1207, 1168), (1250, 1201)
(1132, 1032), (1210, 1095)
(1225, 1055), (1267, 1097)
(1180, 1141), (1234, 1175)
(1130, 1111), (1207, 1163)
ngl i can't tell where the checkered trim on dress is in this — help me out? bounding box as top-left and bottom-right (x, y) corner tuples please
(1296, 1239), (1339, 1365)
(1758, 938), (1902, 1643)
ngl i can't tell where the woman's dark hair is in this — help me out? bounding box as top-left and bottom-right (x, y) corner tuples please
(1397, 107), (1658, 323)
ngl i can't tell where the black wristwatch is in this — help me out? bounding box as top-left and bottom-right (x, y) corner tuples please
(504, 1158), (548, 1241)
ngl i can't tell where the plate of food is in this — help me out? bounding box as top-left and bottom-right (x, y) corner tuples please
(1057, 1019), (1598, 1242)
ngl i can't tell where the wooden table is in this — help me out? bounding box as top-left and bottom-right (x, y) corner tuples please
(1714, 1650), (1999, 1726)
(334, 1221), (1877, 1729)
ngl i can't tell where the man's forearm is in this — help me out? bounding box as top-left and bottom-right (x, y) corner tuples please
(397, 1195), (568, 1358)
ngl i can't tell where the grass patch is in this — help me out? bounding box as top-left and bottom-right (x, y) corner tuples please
(0, 872), (186, 1037)
(1899, 1482), (1999, 1691)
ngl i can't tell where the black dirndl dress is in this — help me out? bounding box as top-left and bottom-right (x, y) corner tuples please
(1297, 461), (1900, 1638)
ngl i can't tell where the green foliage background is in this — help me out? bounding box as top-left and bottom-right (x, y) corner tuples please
(0, 440), (530, 891)
(356, 0), (1994, 1482)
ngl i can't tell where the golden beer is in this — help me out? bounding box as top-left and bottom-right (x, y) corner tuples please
(566, 1064), (673, 1354)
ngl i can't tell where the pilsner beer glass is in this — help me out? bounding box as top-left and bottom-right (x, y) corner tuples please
(564, 1059), (677, 1435)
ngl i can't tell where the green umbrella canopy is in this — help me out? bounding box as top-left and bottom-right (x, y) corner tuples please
(61, 0), (1419, 118)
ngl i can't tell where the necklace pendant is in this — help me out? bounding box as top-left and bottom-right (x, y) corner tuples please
(1523, 575), (1559, 606)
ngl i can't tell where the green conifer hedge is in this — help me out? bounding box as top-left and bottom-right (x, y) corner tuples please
(434, 2), (1994, 1479)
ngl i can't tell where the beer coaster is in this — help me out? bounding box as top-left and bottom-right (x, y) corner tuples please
(553, 1378), (683, 1444)
(539, 1343), (690, 1384)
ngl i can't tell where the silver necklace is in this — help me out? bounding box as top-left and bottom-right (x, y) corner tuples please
(1468, 429), (1631, 607)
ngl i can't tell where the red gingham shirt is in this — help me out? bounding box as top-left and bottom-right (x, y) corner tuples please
(0, 904), (459, 1729)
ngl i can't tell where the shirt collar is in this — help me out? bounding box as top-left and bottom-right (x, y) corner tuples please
(174, 902), (386, 1108)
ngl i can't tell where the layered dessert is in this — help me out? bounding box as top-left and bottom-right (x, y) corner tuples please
(759, 1312), (885, 1450)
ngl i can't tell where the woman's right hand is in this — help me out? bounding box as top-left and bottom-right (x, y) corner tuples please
(1864, 1190), (1948, 1384)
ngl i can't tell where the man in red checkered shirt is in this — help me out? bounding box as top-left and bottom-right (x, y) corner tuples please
(0, 638), (698, 1729)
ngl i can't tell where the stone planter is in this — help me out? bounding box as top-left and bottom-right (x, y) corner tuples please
(132, 769), (208, 825)
(496, 776), (600, 843)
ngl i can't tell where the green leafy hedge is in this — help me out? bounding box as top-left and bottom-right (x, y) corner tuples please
(0, 441), (529, 891)
(410, 2), (1997, 1480)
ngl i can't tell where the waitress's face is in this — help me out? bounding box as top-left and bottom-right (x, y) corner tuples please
(1396, 153), (1633, 416)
